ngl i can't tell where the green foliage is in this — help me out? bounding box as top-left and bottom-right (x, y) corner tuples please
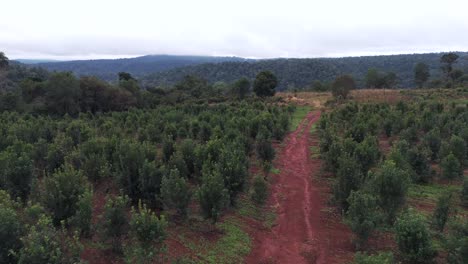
(251, 175), (268, 205)
(445, 216), (468, 264)
(353, 251), (394, 264)
(346, 191), (380, 249)
(0, 192), (23, 264)
(198, 165), (229, 223)
(17, 214), (83, 264)
(462, 178), (468, 207)
(334, 154), (364, 210)
(0, 142), (34, 201)
(231, 77), (251, 99)
(331, 74), (356, 99)
(431, 191), (452, 232)
(42, 165), (88, 225)
(45, 72), (81, 116)
(414, 62), (430, 88)
(161, 168), (191, 218)
(102, 195), (129, 253)
(253, 71), (277, 97)
(218, 143), (248, 204)
(395, 209), (436, 263)
(71, 188), (93, 237)
(256, 132), (276, 164)
(407, 145), (431, 183)
(371, 161), (409, 223)
(441, 153), (462, 181)
(126, 201), (167, 264)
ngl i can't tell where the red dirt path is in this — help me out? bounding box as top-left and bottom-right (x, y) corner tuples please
(246, 111), (354, 264)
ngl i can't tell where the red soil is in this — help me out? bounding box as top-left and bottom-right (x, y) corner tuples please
(246, 111), (355, 264)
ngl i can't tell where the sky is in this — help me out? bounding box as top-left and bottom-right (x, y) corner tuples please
(2, 0), (468, 60)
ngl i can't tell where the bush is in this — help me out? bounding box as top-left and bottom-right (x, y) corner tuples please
(445, 216), (468, 264)
(371, 161), (409, 223)
(256, 138), (275, 164)
(218, 144), (248, 205)
(161, 168), (191, 218)
(71, 188), (93, 237)
(395, 209), (436, 263)
(126, 201), (167, 264)
(0, 145), (34, 201)
(432, 192), (453, 232)
(198, 165), (229, 224)
(346, 191), (380, 249)
(251, 175), (268, 205)
(18, 214), (83, 264)
(138, 160), (163, 207)
(353, 251), (394, 264)
(407, 145), (431, 183)
(0, 192), (23, 264)
(441, 153), (462, 181)
(102, 195), (129, 253)
(334, 154), (364, 210)
(42, 165), (88, 225)
(462, 178), (468, 207)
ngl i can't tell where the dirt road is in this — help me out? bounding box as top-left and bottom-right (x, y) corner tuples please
(247, 111), (352, 264)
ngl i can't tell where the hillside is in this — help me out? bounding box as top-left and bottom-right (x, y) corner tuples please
(140, 52), (468, 89)
(33, 55), (251, 81)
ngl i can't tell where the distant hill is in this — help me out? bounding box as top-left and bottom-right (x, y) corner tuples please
(140, 52), (468, 89)
(15, 59), (60, 64)
(33, 55), (251, 81)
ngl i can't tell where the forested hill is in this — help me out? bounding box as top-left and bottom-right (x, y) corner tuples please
(32, 55), (251, 81)
(140, 52), (468, 89)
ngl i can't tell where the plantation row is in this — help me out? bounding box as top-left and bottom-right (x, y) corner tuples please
(0, 101), (291, 263)
(319, 100), (468, 263)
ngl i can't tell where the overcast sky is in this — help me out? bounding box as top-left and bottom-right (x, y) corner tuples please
(2, 0), (468, 60)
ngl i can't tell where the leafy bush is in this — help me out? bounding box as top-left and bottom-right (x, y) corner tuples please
(346, 191), (380, 249)
(334, 154), (364, 210)
(371, 161), (409, 223)
(42, 165), (88, 225)
(161, 168), (191, 218)
(102, 195), (129, 253)
(395, 209), (436, 263)
(441, 153), (462, 181)
(251, 175), (268, 205)
(17, 215), (83, 264)
(71, 188), (93, 237)
(126, 201), (167, 264)
(0, 192), (23, 264)
(445, 216), (468, 264)
(432, 191), (453, 232)
(331, 75), (355, 99)
(198, 165), (229, 224)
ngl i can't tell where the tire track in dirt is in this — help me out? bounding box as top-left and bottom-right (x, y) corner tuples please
(246, 111), (326, 264)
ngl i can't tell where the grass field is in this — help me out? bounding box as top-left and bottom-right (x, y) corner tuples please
(290, 105), (311, 131)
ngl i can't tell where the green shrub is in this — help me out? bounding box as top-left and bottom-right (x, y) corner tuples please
(198, 165), (229, 224)
(42, 165), (88, 225)
(0, 192), (23, 264)
(334, 154), (364, 210)
(346, 191), (380, 249)
(251, 175), (268, 205)
(432, 191), (453, 232)
(161, 168), (191, 218)
(18, 215), (83, 264)
(126, 201), (167, 264)
(395, 209), (436, 263)
(371, 161), (409, 223)
(71, 188), (93, 237)
(441, 153), (462, 181)
(445, 216), (468, 264)
(102, 195), (129, 253)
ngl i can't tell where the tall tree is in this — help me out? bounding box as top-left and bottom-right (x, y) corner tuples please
(414, 62), (430, 88)
(253, 71), (277, 97)
(441, 52), (459, 86)
(231, 77), (250, 99)
(331, 74), (356, 99)
(45, 72), (81, 115)
(0, 52), (9, 70)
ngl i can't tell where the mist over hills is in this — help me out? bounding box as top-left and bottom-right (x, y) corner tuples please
(22, 52), (468, 89)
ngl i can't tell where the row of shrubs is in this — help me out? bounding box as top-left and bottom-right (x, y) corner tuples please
(0, 101), (291, 263)
(319, 100), (468, 263)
